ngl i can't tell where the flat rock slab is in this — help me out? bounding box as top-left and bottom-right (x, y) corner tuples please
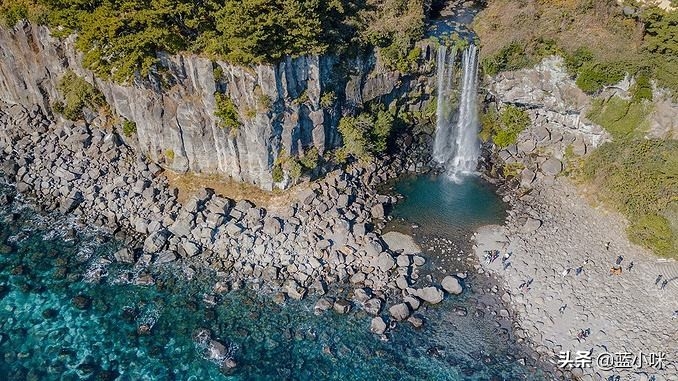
(382, 232), (421, 255)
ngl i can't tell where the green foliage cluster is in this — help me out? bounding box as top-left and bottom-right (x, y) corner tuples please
(581, 139), (678, 257)
(479, 105), (531, 148)
(271, 149), (311, 183)
(164, 149), (175, 162)
(338, 106), (397, 160)
(214, 93), (240, 131)
(481, 42), (534, 77)
(53, 70), (106, 121)
(0, 0), (46, 26)
(476, 2), (678, 96)
(320, 91), (337, 109)
(272, 164), (284, 183)
(586, 96), (653, 140)
(358, 0), (428, 73)
(5, 0), (433, 82)
(299, 147), (320, 170)
(122, 120), (137, 137)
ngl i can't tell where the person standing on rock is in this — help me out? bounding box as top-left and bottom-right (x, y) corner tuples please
(655, 274), (663, 285)
(627, 261), (634, 271)
(660, 279), (669, 290)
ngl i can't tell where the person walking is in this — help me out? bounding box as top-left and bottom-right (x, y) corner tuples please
(655, 274), (663, 285)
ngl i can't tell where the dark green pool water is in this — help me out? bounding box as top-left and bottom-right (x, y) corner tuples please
(0, 183), (550, 381)
(390, 173), (508, 238)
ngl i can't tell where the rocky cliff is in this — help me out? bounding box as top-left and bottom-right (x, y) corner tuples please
(0, 22), (434, 190)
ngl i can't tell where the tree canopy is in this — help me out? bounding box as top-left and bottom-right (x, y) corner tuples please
(1, 0), (433, 82)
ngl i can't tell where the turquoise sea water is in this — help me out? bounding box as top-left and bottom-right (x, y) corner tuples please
(0, 182), (549, 380)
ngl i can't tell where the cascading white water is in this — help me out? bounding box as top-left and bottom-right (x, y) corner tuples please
(433, 44), (480, 182)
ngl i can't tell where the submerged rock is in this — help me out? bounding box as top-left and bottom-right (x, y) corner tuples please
(71, 294), (92, 310)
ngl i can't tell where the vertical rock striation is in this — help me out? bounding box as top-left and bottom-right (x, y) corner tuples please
(0, 22), (433, 190)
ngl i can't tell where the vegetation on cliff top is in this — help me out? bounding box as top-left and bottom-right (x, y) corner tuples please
(475, 0), (678, 95)
(0, 0), (434, 82)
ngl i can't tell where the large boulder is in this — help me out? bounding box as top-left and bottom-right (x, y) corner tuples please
(372, 252), (395, 272)
(263, 217), (282, 236)
(441, 276), (463, 295)
(389, 303), (410, 321)
(363, 298), (382, 316)
(370, 317), (387, 335)
(541, 157), (563, 176)
(415, 287), (444, 304)
(143, 230), (168, 253)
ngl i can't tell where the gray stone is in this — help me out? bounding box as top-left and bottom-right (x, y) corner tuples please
(333, 299), (351, 314)
(407, 316), (424, 328)
(441, 276), (463, 295)
(522, 218), (542, 232)
(155, 251), (177, 264)
(113, 248), (135, 264)
(371, 203), (385, 219)
(404, 295), (421, 310)
(181, 241), (200, 257)
(372, 252), (395, 272)
(364, 298), (382, 315)
(143, 230), (168, 253)
(352, 288), (371, 304)
(263, 217), (282, 236)
(415, 287), (444, 304)
(389, 303), (410, 321)
(314, 298), (333, 315)
(370, 317), (387, 335)
(541, 158), (563, 176)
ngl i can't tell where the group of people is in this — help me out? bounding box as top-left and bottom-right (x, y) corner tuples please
(575, 327), (591, 342)
(483, 249), (514, 270)
(655, 274), (670, 290)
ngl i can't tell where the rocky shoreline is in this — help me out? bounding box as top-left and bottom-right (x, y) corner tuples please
(0, 101), (477, 341)
(473, 177), (678, 381)
(471, 56), (678, 381)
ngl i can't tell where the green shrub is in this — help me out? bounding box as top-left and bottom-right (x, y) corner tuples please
(214, 93), (241, 130)
(338, 106), (397, 160)
(575, 62), (626, 94)
(631, 74), (653, 103)
(287, 160), (303, 180)
(164, 149), (175, 162)
(299, 147), (320, 170)
(628, 214), (675, 258)
(480, 105), (530, 148)
(293, 90), (309, 106)
(586, 96), (652, 140)
(213, 65), (224, 82)
(272, 164), (284, 183)
(55, 70), (106, 121)
(564, 47), (594, 76)
(581, 139), (678, 257)
(482, 42), (533, 76)
(122, 120), (137, 137)
(257, 94), (272, 111)
(320, 91), (337, 109)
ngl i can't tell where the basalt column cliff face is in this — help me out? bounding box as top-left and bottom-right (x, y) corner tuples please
(0, 22), (431, 190)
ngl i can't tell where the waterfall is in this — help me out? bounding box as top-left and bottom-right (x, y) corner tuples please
(433, 44), (480, 182)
